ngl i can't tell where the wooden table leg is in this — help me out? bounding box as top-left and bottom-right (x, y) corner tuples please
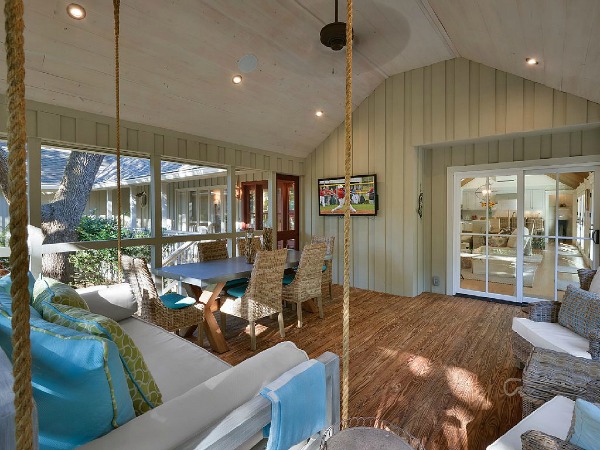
(184, 282), (228, 353)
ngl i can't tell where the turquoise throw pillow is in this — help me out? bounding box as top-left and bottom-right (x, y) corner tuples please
(226, 283), (248, 298)
(159, 292), (196, 309)
(0, 294), (134, 449)
(0, 271), (36, 300)
(568, 399), (600, 450)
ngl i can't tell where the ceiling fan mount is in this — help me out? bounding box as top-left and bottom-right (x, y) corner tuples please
(320, 0), (352, 51)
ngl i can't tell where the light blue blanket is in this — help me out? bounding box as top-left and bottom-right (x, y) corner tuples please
(260, 359), (326, 450)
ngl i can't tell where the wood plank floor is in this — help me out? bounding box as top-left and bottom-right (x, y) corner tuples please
(201, 286), (524, 450)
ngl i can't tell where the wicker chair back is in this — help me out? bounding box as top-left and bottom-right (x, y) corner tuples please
(198, 240), (229, 262)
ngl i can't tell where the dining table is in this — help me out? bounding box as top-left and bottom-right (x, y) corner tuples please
(154, 249), (327, 353)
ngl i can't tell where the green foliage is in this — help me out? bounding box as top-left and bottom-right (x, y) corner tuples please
(69, 216), (150, 287)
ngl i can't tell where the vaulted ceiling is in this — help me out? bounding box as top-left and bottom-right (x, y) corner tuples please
(0, 1), (598, 159)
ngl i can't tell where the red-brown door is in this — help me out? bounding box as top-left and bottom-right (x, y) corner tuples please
(241, 181), (267, 230)
(276, 175), (299, 250)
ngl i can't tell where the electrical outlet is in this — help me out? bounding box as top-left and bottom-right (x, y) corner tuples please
(432, 276), (440, 286)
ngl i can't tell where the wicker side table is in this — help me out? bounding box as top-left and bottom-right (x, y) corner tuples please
(521, 348), (600, 417)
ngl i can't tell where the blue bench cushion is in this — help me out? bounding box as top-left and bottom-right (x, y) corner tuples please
(41, 302), (163, 416)
(0, 293), (134, 449)
(226, 283), (248, 298)
(283, 273), (295, 285)
(159, 292), (196, 309)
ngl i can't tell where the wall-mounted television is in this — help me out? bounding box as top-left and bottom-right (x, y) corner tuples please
(318, 174), (378, 216)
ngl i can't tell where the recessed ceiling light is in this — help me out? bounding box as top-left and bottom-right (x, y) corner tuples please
(66, 3), (86, 20)
(232, 75), (243, 84)
(525, 57), (539, 66)
(315, 110), (324, 117)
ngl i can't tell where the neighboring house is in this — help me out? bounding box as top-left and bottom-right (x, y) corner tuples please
(0, 146), (228, 234)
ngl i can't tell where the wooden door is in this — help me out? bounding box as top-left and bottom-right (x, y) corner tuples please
(276, 175), (299, 250)
(241, 181), (267, 230)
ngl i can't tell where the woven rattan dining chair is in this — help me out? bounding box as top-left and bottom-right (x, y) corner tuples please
(236, 236), (262, 257)
(121, 255), (204, 343)
(311, 235), (335, 301)
(283, 242), (327, 328)
(197, 240), (247, 331)
(219, 248), (288, 350)
(197, 240), (229, 261)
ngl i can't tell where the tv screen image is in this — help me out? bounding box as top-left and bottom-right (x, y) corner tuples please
(318, 175), (377, 216)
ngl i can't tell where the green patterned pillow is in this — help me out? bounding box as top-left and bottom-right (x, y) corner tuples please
(40, 302), (163, 416)
(32, 277), (89, 314)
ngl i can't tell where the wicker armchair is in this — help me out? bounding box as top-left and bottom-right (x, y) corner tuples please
(521, 430), (582, 450)
(282, 243), (327, 328)
(121, 255), (204, 342)
(219, 249), (288, 350)
(511, 269), (600, 367)
(311, 235), (335, 301)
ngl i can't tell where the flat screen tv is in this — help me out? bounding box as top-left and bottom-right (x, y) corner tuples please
(318, 174), (378, 216)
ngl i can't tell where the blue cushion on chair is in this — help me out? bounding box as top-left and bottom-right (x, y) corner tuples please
(0, 292), (135, 449)
(226, 283), (248, 298)
(568, 399), (600, 450)
(283, 273), (295, 285)
(159, 292), (196, 309)
(225, 277), (249, 289)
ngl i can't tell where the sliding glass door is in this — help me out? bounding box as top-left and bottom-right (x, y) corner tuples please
(454, 165), (599, 303)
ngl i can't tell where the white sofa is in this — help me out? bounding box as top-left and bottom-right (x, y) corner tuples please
(1, 283), (340, 450)
(486, 396), (574, 450)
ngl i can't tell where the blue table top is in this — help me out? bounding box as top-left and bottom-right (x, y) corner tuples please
(154, 250), (304, 286)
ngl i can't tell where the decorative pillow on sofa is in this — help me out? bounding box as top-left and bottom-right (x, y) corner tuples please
(567, 399), (600, 450)
(558, 284), (600, 340)
(41, 302), (163, 416)
(0, 271), (37, 300)
(32, 277), (89, 314)
(588, 270), (600, 295)
(0, 293), (134, 449)
(76, 283), (138, 322)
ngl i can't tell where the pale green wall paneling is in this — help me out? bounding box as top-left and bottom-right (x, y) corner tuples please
(0, 97), (304, 175)
(303, 58), (600, 296)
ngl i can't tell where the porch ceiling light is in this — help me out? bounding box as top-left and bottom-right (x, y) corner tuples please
(525, 57), (539, 66)
(67, 3), (86, 20)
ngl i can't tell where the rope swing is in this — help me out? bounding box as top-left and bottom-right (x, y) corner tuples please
(113, 0), (123, 280)
(4, 0), (34, 448)
(341, 0), (353, 424)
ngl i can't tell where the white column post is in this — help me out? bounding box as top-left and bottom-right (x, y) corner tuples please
(227, 166), (237, 256)
(129, 187), (137, 230)
(106, 190), (113, 219)
(150, 153), (162, 289)
(27, 137), (43, 277)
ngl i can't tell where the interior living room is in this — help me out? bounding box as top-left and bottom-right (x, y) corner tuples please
(2, 1), (600, 450)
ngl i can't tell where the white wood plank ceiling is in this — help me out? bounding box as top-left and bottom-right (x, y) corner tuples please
(0, 1), (597, 158)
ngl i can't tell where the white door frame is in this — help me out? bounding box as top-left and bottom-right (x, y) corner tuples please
(447, 155), (600, 302)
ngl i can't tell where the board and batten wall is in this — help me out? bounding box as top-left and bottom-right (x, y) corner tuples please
(0, 96), (305, 175)
(303, 57), (600, 297)
(423, 129), (600, 294)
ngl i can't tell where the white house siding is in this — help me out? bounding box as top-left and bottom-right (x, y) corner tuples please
(303, 57), (600, 297)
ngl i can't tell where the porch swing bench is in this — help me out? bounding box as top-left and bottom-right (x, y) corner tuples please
(0, 282), (339, 449)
